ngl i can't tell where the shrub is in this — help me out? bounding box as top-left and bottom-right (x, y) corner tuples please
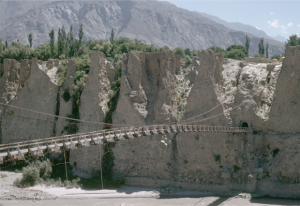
(13, 159), (52, 187)
(271, 55), (281, 60)
(62, 88), (71, 102)
(254, 54), (265, 58)
(173, 47), (184, 57)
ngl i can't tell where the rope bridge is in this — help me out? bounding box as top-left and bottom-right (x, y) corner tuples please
(0, 124), (248, 164)
(0, 97), (251, 165)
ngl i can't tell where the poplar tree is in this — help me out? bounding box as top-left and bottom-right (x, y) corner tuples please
(110, 28), (115, 44)
(49, 28), (55, 57)
(266, 43), (269, 58)
(0, 38), (3, 53)
(245, 35), (250, 54)
(68, 25), (74, 57)
(62, 25), (67, 55)
(28, 33), (33, 48)
(57, 28), (62, 56)
(79, 23), (84, 45)
(258, 38), (265, 55)
(5, 40), (8, 48)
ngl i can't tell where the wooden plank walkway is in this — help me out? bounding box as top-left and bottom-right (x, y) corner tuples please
(0, 125), (248, 164)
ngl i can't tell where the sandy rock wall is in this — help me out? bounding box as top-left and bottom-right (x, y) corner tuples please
(265, 45), (300, 133)
(71, 52), (112, 175)
(0, 59), (20, 103)
(56, 60), (76, 136)
(113, 50), (180, 126)
(1, 58), (59, 143)
(77, 52), (111, 133)
(111, 47), (300, 198)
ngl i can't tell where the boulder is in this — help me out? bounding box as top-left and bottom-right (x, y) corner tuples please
(279, 57), (285, 62)
(1, 58), (59, 143)
(271, 59), (279, 63)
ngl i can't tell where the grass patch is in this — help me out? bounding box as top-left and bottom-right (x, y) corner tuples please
(272, 148), (280, 157)
(233, 165), (241, 173)
(214, 154), (221, 163)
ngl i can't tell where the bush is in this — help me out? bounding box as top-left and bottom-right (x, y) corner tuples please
(271, 55), (281, 60)
(13, 159), (52, 187)
(62, 88), (71, 102)
(254, 54), (266, 58)
(173, 47), (184, 57)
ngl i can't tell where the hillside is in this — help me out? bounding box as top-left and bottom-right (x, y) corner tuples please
(0, 0), (284, 56)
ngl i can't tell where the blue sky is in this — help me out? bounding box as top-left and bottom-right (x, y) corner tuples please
(160, 0), (300, 39)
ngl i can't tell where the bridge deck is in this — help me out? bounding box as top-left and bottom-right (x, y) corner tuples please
(0, 125), (248, 164)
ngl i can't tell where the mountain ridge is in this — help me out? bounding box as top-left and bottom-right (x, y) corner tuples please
(0, 0), (285, 56)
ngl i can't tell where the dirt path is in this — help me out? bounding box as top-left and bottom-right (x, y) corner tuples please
(1, 171), (300, 206)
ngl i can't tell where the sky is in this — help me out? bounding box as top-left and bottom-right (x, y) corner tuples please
(160, 0), (300, 39)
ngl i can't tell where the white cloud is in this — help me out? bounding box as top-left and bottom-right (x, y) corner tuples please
(268, 19), (280, 28)
(270, 12), (274, 15)
(268, 20), (294, 34)
(280, 26), (288, 34)
(298, 24), (300, 27)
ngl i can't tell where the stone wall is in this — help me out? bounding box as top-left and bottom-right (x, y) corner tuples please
(245, 57), (271, 63)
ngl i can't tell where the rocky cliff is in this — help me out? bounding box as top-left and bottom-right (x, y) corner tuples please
(1, 46), (300, 198)
(1, 58), (59, 144)
(0, 0), (284, 56)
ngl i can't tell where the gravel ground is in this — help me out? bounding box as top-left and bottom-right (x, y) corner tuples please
(1, 171), (300, 206)
(0, 171), (57, 201)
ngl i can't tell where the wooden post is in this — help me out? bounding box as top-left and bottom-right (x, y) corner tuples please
(98, 143), (103, 190)
(64, 150), (68, 181)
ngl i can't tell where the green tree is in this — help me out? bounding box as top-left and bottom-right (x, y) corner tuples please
(173, 47), (184, 57)
(61, 25), (67, 55)
(245, 35), (250, 53)
(5, 40), (8, 48)
(285, 34), (300, 47)
(110, 29), (115, 44)
(68, 25), (75, 57)
(28, 33), (33, 48)
(49, 28), (55, 57)
(0, 38), (3, 53)
(258, 38), (265, 55)
(184, 48), (191, 56)
(79, 23), (84, 45)
(266, 43), (269, 58)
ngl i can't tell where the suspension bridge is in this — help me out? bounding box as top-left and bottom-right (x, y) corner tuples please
(0, 101), (249, 165)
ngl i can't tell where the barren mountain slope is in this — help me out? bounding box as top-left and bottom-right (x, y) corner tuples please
(0, 0), (284, 56)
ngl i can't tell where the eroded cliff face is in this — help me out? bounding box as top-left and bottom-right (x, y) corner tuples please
(1, 47), (300, 198)
(71, 52), (112, 176)
(111, 47), (300, 198)
(113, 50), (180, 126)
(1, 58), (59, 143)
(55, 60), (77, 136)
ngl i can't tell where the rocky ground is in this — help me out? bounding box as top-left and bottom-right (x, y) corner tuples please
(1, 171), (300, 206)
(0, 171), (56, 201)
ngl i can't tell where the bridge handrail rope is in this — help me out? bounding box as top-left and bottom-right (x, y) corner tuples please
(0, 124), (248, 152)
(0, 95), (252, 162)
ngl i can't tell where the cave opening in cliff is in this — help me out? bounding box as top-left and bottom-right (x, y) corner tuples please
(242, 122), (248, 128)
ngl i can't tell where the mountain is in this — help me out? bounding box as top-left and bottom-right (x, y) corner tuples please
(0, 0), (285, 56)
(0, 0), (50, 24)
(198, 12), (274, 40)
(273, 35), (287, 43)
